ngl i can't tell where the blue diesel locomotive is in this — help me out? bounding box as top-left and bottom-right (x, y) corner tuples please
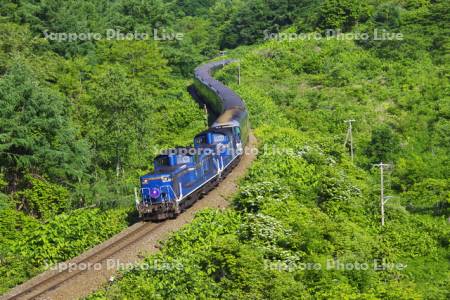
(137, 59), (249, 221)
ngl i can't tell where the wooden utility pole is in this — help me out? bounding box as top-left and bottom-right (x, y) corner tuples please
(373, 162), (392, 226)
(344, 119), (356, 162)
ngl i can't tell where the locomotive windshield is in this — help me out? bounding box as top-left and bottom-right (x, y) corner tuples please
(175, 155), (192, 164)
(212, 133), (227, 143)
(195, 132), (228, 145)
(195, 135), (207, 145)
(155, 156), (170, 167)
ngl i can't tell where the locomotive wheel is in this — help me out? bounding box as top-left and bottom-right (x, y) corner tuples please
(192, 192), (199, 204)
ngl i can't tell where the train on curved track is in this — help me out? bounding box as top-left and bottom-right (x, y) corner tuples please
(136, 59), (249, 221)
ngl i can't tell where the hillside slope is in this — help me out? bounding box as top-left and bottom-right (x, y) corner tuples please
(87, 4), (449, 299)
(0, 0), (448, 298)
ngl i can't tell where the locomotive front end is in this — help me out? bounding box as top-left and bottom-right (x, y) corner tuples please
(138, 174), (179, 221)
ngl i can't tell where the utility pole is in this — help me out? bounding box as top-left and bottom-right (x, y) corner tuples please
(373, 162), (392, 226)
(238, 62), (241, 85)
(344, 119), (356, 162)
(220, 51), (227, 67)
(203, 104), (208, 127)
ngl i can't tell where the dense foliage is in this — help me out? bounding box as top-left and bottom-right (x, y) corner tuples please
(0, 0), (206, 293)
(88, 1), (447, 299)
(0, 0), (448, 297)
(0, 206), (130, 293)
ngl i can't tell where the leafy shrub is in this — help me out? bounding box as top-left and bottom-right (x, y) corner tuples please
(316, 0), (371, 31)
(15, 175), (70, 220)
(234, 181), (290, 213)
(364, 125), (400, 165)
(317, 170), (363, 216)
(402, 178), (449, 216)
(15, 208), (129, 266)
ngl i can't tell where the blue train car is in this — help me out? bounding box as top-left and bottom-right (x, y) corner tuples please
(137, 59), (250, 221)
(138, 148), (221, 220)
(194, 127), (239, 172)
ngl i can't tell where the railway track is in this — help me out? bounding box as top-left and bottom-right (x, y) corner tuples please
(1, 55), (257, 299)
(1, 221), (164, 300)
(1, 133), (256, 300)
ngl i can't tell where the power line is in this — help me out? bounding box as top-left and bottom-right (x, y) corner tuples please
(344, 119), (356, 162)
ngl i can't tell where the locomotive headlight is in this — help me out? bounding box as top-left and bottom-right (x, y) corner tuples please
(150, 188), (161, 199)
(161, 176), (171, 182)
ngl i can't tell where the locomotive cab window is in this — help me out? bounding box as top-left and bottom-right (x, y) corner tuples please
(234, 127), (241, 142)
(155, 156), (170, 167)
(176, 155), (192, 165)
(195, 135), (207, 145)
(213, 133), (228, 144)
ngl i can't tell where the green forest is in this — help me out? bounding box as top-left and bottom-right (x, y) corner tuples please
(0, 0), (448, 298)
